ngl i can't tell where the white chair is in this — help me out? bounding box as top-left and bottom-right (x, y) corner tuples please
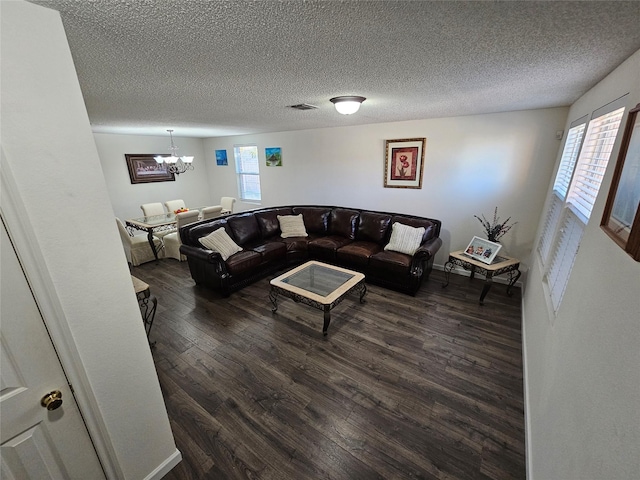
(163, 210), (201, 261)
(116, 218), (164, 266)
(201, 205), (223, 220)
(164, 199), (186, 213)
(140, 202), (165, 217)
(220, 197), (236, 215)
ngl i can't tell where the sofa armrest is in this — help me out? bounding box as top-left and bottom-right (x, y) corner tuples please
(180, 244), (223, 263)
(411, 237), (442, 273)
(414, 237), (442, 259)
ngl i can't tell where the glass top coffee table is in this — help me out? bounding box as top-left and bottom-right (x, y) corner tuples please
(269, 261), (367, 336)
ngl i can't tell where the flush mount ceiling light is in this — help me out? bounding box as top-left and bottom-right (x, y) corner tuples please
(330, 96), (366, 115)
(154, 129), (194, 175)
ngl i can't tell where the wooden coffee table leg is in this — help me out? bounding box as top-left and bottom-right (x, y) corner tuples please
(322, 307), (331, 336)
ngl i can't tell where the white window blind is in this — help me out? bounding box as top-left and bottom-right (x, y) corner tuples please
(538, 195), (564, 261)
(234, 145), (261, 201)
(567, 107), (625, 222)
(546, 210), (584, 312)
(538, 118), (587, 263)
(553, 122), (586, 199)
(540, 95), (627, 314)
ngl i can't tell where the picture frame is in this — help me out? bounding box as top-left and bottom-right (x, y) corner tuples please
(384, 138), (426, 188)
(601, 102), (640, 261)
(463, 236), (502, 264)
(265, 147), (282, 166)
(125, 154), (175, 184)
(215, 149), (228, 166)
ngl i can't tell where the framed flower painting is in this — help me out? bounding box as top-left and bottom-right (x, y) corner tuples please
(384, 138), (426, 188)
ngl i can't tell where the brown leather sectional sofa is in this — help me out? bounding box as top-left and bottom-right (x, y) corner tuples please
(179, 205), (442, 297)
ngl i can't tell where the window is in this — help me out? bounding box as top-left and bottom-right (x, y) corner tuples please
(538, 118), (587, 261)
(540, 97), (627, 313)
(234, 145), (261, 202)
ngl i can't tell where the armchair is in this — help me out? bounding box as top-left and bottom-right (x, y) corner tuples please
(164, 210), (201, 261)
(116, 218), (164, 266)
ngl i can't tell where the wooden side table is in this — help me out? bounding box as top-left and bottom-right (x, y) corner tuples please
(131, 275), (157, 346)
(442, 250), (521, 305)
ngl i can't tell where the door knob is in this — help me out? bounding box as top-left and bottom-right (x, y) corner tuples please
(41, 390), (63, 411)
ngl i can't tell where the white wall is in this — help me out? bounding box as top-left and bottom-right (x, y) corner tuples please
(523, 50), (640, 479)
(1, 2), (180, 478)
(203, 108), (568, 269)
(94, 133), (211, 220)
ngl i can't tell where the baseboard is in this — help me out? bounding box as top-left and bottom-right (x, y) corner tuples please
(143, 449), (182, 480)
(521, 299), (533, 480)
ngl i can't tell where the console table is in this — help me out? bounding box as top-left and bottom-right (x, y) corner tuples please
(131, 275), (157, 346)
(442, 250), (521, 305)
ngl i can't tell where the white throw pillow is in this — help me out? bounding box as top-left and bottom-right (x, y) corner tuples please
(384, 222), (425, 256)
(198, 228), (242, 261)
(278, 214), (308, 238)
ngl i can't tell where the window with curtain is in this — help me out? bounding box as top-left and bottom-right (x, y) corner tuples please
(541, 97), (626, 313)
(234, 145), (261, 202)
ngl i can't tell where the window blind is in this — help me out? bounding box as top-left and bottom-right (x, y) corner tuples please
(546, 210), (584, 312)
(553, 122), (586, 199)
(234, 145), (261, 201)
(567, 107), (625, 222)
(538, 195), (564, 261)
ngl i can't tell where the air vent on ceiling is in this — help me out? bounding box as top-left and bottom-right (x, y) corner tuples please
(289, 103), (318, 110)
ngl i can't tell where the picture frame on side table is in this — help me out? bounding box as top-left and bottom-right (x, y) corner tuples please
(463, 236), (502, 264)
(384, 137), (426, 188)
(125, 154), (175, 184)
(601, 102), (640, 261)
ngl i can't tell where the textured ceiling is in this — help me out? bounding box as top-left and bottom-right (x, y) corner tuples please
(26, 0), (640, 138)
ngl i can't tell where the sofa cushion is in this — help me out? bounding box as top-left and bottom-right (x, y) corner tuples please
(369, 250), (412, 275)
(391, 215), (436, 243)
(337, 241), (382, 267)
(278, 214), (308, 238)
(356, 211), (392, 244)
(227, 213), (261, 246)
(329, 208), (359, 239)
(292, 207), (331, 234)
(251, 242), (287, 262)
(255, 207), (293, 238)
(225, 250), (262, 275)
(198, 228), (242, 261)
(384, 222), (425, 256)
(308, 235), (352, 261)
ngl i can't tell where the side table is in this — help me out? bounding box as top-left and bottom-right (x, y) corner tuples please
(442, 250), (521, 305)
(131, 275), (157, 346)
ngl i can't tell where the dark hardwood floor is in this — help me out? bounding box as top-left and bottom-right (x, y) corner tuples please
(132, 260), (525, 479)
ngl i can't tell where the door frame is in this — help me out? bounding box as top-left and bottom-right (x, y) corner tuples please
(1, 157), (122, 479)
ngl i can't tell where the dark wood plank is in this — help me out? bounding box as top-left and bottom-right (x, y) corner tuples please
(133, 260), (525, 479)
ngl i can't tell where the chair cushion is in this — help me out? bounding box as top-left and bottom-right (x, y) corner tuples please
(384, 222), (425, 256)
(251, 242), (287, 262)
(329, 208), (359, 239)
(369, 250), (412, 274)
(278, 214), (308, 238)
(225, 250), (262, 275)
(198, 228), (242, 260)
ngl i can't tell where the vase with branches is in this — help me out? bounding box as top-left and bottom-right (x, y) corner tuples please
(474, 207), (517, 243)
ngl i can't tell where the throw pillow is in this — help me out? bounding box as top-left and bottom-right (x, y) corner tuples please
(384, 222), (425, 256)
(198, 228), (242, 261)
(278, 214), (308, 238)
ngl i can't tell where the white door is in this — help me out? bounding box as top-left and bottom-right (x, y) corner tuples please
(0, 221), (105, 479)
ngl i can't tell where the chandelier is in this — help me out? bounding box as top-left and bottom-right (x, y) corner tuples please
(154, 129), (194, 175)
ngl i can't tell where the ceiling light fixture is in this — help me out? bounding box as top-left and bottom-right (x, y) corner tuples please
(330, 96), (366, 115)
(154, 129), (194, 175)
